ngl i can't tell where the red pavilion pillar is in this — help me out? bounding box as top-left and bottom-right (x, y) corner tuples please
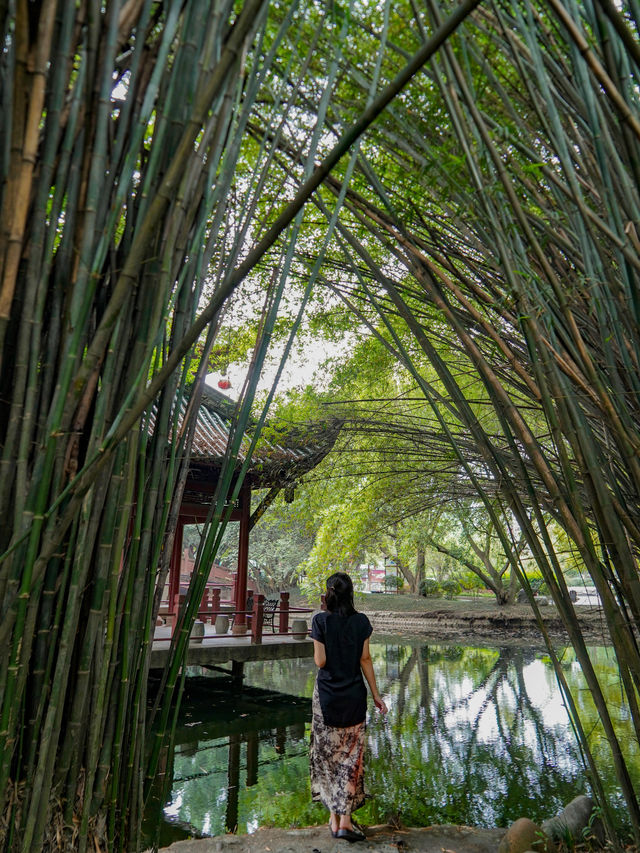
(168, 519), (184, 626)
(232, 482), (250, 633)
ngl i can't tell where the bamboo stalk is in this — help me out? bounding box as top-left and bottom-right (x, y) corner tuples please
(0, 0), (57, 363)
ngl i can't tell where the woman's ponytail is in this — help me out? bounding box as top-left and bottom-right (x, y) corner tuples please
(324, 572), (356, 616)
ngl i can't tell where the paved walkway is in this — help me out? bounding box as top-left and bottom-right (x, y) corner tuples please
(157, 823), (505, 852)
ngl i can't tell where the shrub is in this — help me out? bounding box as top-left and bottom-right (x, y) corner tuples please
(525, 576), (551, 597)
(459, 572), (485, 593)
(384, 574), (403, 591)
(528, 576), (545, 594)
(419, 577), (441, 597)
(440, 579), (461, 599)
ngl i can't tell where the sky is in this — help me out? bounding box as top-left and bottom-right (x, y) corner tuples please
(205, 337), (335, 398)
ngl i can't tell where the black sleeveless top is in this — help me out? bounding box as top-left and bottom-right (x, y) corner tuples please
(310, 611), (373, 727)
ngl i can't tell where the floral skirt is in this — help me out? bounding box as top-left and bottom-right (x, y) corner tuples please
(309, 683), (367, 815)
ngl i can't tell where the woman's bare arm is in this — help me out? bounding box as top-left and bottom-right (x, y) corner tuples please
(360, 638), (388, 713)
(313, 639), (326, 668)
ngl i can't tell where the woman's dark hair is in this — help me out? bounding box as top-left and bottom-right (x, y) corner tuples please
(325, 572), (356, 616)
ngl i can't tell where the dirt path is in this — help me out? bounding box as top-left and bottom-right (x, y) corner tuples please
(157, 822), (505, 852)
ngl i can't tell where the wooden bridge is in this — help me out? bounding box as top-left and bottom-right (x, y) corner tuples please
(151, 591), (314, 678)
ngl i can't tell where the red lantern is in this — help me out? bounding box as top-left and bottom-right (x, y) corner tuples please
(218, 377), (231, 390)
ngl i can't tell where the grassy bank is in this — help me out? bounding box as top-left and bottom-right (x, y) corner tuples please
(356, 591), (500, 613)
(290, 589), (539, 615)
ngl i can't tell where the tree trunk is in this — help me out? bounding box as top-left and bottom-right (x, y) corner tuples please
(414, 546), (425, 594)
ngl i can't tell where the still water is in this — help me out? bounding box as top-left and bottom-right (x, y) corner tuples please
(146, 637), (639, 847)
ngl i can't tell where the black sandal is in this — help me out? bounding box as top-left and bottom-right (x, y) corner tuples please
(336, 827), (366, 842)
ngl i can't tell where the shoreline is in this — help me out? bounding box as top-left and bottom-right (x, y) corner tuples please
(361, 602), (611, 646)
(157, 822), (506, 852)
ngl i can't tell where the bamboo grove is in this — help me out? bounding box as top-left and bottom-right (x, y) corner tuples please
(282, 0), (640, 843)
(0, 0), (639, 850)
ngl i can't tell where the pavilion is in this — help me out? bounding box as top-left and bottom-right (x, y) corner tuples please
(166, 385), (341, 630)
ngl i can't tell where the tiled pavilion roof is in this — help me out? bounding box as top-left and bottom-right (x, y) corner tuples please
(184, 385), (342, 493)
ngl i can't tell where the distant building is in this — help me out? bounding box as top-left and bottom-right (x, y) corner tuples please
(357, 562), (387, 593)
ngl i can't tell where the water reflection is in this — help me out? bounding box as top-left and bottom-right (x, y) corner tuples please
(146, 639), (639, 847)
(369, 644), (587, 829)
(147, 679), (312, 843)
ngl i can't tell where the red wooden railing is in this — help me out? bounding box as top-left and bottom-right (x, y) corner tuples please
(156, 590), (312, 645)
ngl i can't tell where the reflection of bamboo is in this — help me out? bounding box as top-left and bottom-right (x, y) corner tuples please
(465, 649), (531, 749)
(401, 646), (570, 819)
(226, 734), (241, 832)
(512, 650), (557, 757)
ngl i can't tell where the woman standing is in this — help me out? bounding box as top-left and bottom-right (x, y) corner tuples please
(309, 572), (388, 842)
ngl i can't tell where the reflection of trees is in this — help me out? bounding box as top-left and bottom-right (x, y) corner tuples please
(367, 642), (588, 828)
(157, 718), (315, 841)
(146, 643), (639, 842)
(454, 647), (575, 825)
(380, 647), (431, 724)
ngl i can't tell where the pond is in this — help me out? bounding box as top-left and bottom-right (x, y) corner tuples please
(144, 636), (640, 848)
